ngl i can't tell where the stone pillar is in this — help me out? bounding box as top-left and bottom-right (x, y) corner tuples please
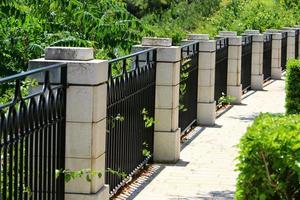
(187, 34), (216, 126)
(286, 29), (296, 60)
(29, 47), (109, 200)
(251, 34), (264, 90)
(227, 36), (242, 104)
(270, 33), (282, 79)
(133, 37), (181, 163)
(216, 31), (242, 104)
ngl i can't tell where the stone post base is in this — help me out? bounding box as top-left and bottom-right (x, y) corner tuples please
(197, 101), (216, 126)
(251, 74), (264, 90)
(153, 129), (181, 163)
(271, 68), (282, 80)
(65, 185), (109, 200)
(227, 85), (242, 104)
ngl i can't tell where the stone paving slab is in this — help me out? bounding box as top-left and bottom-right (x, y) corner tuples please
(130, 79), (286, 200)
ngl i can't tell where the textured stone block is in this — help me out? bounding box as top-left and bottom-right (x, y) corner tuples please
(199, 40), (216, 52)
(199, 52), (216, 70)
(45, 47), (94, 61)
(219, 31), (237, 37)
(154, 107), (179, 132)
(142, 37), (172, 47)
(197, 86), (214, 103)
(227, 85), (242, 104)
(65, 154), (106, 193)
(197, 101), (216, 126)
(65, 185), (109, 200)
(228, 36), (242, 46)
(157, 47), (181, 62)
(244, 30), (260, 35)
(65, 119), (106, 159)
(29, 59), (108, 85)
(153, 129), (181, 163)
(155, 85), (179, 109)
(251, 74), (264, 90)
(228, 46), (242, 60)
(188, 34), (209, 41)
(156, 62), (180, 86)
(66, 84), (107, 123)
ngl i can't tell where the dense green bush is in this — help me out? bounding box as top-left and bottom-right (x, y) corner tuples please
(236, 114), (300, 200)
(285, 59), (300, 114)
(196, 0), (298, 36)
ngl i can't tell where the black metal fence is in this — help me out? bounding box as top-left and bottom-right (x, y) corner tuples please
(241, 35), (252, 92)
(106, 48), (156, 196)
(0, 63), (67, 200)
(179, 41), (199, 133)
(215, 38), (229, 102)
(263, 34), (272, 81)
(295, 29), (299, 59)
(281, 32), (288, 70)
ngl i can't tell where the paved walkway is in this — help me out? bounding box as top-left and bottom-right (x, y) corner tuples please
(130, 79), (285, 200)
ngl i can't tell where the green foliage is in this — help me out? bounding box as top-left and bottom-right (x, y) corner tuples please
(285, 59), (300, 114)
(142, 142), (151, 158)
(141, 108), (156, 128)
(236, 114), (300, 200)
(196, 0), (299, 36)
(0, 0), (142, 75)
(140, 0), (221, 44)
(55, 169), (102, 183)
(218, 92), (235, 107)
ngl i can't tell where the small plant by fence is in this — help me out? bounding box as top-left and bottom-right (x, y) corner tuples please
(106, 48), (156, 196)
(241, 35), (252, 92)
(263, 34), (272, 81)
(215, 38), (229, 102)
(281, 32), (288, 70)
(0, 63), (67, 200)
(179, 41), (199, 133)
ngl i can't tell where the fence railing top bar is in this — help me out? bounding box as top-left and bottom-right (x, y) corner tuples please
(180, 40), (199, 49)
(108, 47), (157, 64)
(0, 63), (67, 84)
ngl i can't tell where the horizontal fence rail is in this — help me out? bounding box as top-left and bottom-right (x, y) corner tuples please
(0, 63), (67, 200)
(295, 29), (299, 59)
(281, 32), (288, 70)
(263, 34), (272, 81)
(215, 38), (229, 104)
(106, 48), (156, 196)
(179, 41), (199, 133)
(241, 36), (253, 92)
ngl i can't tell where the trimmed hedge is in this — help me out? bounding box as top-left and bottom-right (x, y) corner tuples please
(286, 60), (300, 114)
(236, 114), (300, 200)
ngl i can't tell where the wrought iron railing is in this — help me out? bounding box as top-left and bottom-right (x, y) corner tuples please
(295, 29), (299, 59)
(0, 63), (67, 200)
(281, 31), (288, 70)
(215, 37), (229, 103)
(179, 41), (199, 133)
(241, 35), (252, 92)
(263, 34), (272, 81)
(106, 48), (156, 196)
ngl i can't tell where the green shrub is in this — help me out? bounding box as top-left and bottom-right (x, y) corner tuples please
(236, 113), (300, 200)
(286, 59), (300, 114)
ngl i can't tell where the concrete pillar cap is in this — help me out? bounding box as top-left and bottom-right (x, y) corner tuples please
(142, 37), (172, 47)
(45, 47), (94, 61)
